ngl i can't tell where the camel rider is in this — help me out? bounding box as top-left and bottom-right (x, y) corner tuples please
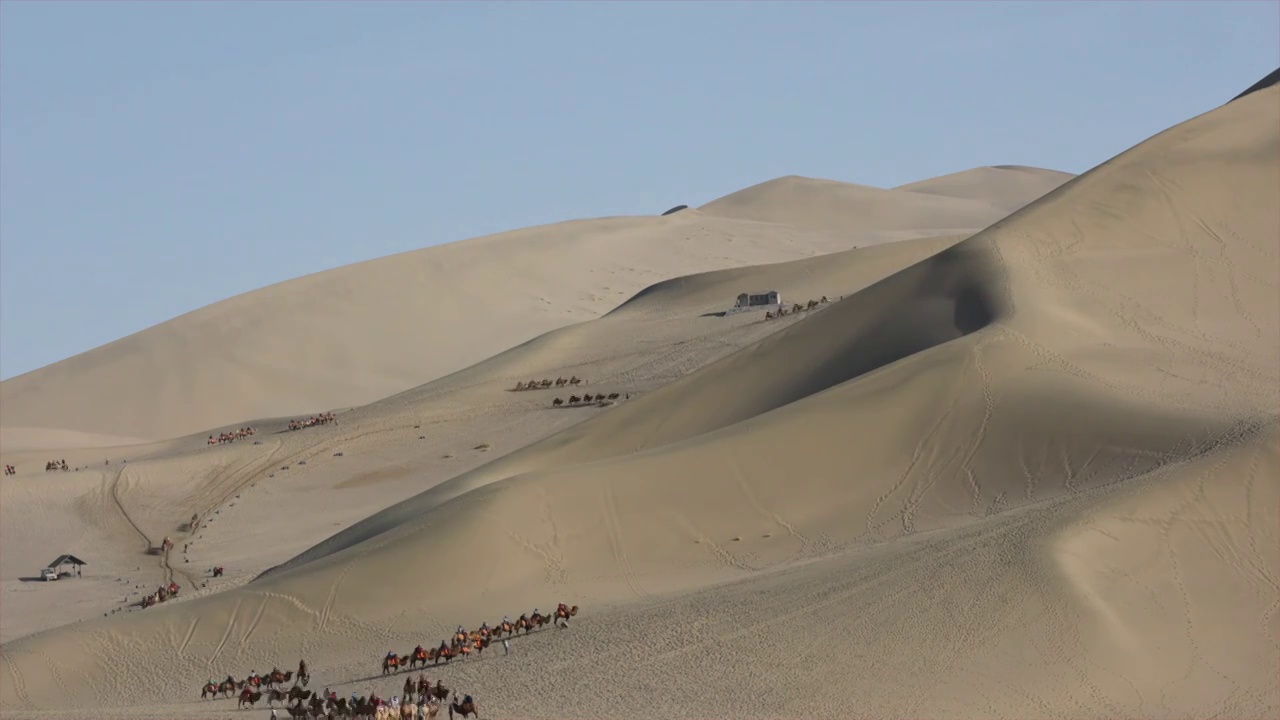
(558, 602), (567, 615)
(387, 650), (397, 661)
(503, 615), (510, 626)
(208, 678), (216, 688)
(463, 694), (473, 706)
(479, 621), (489, 634)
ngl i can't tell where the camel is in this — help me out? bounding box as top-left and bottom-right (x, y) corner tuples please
(568, 395), (581, 404)
(237, 689), (263, 709)
(568, 376), (581, 385)
(285, 705), (309, 720)
(555, 377), (567, 386)
(430, 682), (450, 702)
(582, 393), (594, 402)
(219, 679), (239, 697)
(605, 392), (620, 400)
(552, 397), (563, 407)
(765, 311), (775, 320)
(432, 645), (455, 665)
(266, 668), (292, 687)
(449, 693), (479, 719)
(200, 682), (219, 700)
(264, 687), (289, 706)
(514, 381), (526, 391)
(554, 604), (579, 628)
(409, 645), (432, 669)
(806, 299), (818, 310)
(383, 654), (402, 674)
(820, 295), (829, 303)
(287, 686), (312, 703)
(540, 379), (552, 387)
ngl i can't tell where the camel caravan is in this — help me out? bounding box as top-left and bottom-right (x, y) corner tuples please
(551, 392), (627, 408)
(45, 459), (69, 472)
(208, 426), (257, 446)
(510, 375), (586, 391)
(200, 660), (312, 706)
(290, 412), (336, 432)
(309, 681), (471, 720)
(4, 464), (15, 476)
(382, 603), (579, 674)
(197, 605), (578, 717)
(764, 295), (832, 320)
(139, 580), (182, 609)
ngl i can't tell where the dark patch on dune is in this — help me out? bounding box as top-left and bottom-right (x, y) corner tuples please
(1231, 68), (1280, 102)
(661, 204), (689, 216)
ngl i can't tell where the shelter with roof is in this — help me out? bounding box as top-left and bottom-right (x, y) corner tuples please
(47, 554), (87, 577)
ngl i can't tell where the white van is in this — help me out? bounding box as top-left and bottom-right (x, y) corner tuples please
(40, 568), (57, 581)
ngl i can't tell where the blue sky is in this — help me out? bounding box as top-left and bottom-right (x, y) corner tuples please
(2, 1), (1276, 380)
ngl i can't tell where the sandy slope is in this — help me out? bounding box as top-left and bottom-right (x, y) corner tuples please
(0, 167), (1070, 442)
(1, 79), (1277, 720)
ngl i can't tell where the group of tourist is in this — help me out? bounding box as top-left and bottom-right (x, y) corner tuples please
(207, 427), (257, 446)
(3, 464), (15, 476)
(139, 581), (181, 609)
(44, 459), (69, 472)
(288, 412), (336, 431)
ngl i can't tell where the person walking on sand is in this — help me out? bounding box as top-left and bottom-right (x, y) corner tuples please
(503, 638), (510, 656)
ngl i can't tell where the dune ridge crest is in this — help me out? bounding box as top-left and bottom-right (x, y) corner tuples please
(0, 167), (1070, 442)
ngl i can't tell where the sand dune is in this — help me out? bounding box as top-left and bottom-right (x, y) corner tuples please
(893, 165), (1076, 208)
(697, 169), (1065, 236)
(0, 168), (1070, 443)
(1, 75), (1277, 720)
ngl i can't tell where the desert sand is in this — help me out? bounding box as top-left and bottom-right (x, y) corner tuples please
(0, 74), (1276, 720)
(0, 168), (1067, 444)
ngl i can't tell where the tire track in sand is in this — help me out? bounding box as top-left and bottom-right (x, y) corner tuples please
(207, 597), (245, 668)
(601, 484), (649, 598)
(177, 617), (200, 658)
